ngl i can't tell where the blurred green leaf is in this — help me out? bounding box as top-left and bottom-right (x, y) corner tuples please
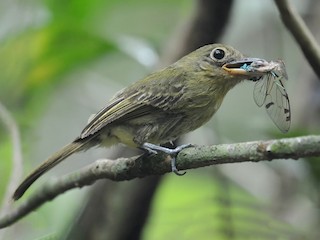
(143, 172), (307, 240)
(0, 25), (116, 107)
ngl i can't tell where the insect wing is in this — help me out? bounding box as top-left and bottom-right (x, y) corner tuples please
(264, 74), (291, 133)
(253, 75), (268, 107)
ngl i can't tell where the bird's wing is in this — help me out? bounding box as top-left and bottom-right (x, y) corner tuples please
(80, 93), (153, 138)
(80, 69), (190, 138)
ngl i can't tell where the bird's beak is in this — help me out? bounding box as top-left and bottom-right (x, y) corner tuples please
(222, 57), (265, 79)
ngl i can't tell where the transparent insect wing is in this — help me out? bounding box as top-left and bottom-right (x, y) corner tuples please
(253, 75), (268, 107)
(264, 75), (291, 133)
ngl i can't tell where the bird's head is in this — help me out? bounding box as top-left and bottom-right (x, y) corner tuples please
(181, 43), (265, 92)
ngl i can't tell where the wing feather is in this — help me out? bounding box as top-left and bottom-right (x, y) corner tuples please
(80, 94), (155, 138)
(80, 71), (187, 138)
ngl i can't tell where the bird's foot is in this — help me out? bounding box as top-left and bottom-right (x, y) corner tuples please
(142, 143), (193, 176)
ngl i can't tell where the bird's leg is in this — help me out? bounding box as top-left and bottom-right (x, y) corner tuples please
(142, 142), (193, 176)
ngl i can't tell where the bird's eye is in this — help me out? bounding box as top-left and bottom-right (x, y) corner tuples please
(210, 48), (225, 60)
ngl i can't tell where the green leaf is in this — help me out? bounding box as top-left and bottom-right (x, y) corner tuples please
(143, 172), (307, 240)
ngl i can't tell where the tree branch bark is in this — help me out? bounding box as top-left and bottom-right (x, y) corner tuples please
(0, 134), (319, 229)
(274, 0), (320, 78)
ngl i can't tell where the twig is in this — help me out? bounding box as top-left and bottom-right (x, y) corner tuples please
(274, 0), (320, 78)
(0, 102), (23, 216)
(0, 102), (23, 239)
(0, 135), (319, 228)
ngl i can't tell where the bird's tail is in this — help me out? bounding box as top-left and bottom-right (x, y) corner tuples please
(13, 137), (94, 201)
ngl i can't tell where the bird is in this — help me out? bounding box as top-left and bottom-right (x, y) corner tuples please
(13, 43), (265, 200)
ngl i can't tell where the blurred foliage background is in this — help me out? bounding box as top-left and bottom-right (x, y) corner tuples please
(0, 0), (320, 239)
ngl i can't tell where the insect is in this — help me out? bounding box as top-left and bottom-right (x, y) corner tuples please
(241, 59), (291, 133)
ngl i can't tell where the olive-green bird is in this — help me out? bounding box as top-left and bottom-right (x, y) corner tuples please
(13, 43), (264, 200)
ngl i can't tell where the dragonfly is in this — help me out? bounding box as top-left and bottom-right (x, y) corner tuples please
(240, 59), (291, 133)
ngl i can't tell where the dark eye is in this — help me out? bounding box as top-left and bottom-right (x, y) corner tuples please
(211, 48), (225, 60)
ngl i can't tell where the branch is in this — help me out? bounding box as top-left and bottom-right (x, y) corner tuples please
(0, 102), (23, 239)
(0, 135), (320, 228)
(0, 102), (23, 216)
(274, 0), (320, 78)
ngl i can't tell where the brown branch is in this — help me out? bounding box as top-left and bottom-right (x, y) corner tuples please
(0, 135), (319, 229)
(161, 0), (234, 63)
(274, 0), (320, 78)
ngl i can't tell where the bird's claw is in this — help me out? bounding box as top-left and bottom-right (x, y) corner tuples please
(142, 143), (193, 175)
(171, 159), (187, 176)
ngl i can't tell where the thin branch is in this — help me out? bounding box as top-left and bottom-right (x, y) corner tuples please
(274, 0), (320, 78)
(0, 102), (23, 216)
(0, 135), (319, 228)
(0, 102), (23, 240)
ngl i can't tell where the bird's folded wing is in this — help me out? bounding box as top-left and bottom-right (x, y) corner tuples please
(80, 93), (158, 138)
